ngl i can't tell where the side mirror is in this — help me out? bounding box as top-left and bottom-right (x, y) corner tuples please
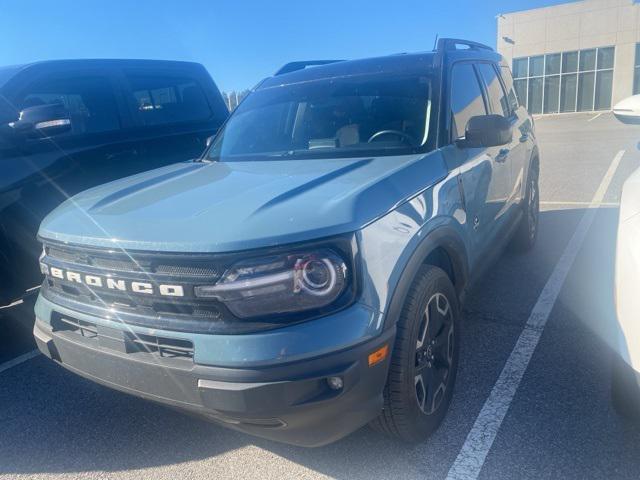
(613, 95), (640, 125)
(14, 103), (72, 137)
(457, 114), (512, 148)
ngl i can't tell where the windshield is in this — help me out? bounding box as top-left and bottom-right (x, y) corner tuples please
(207, 73), (433, 161)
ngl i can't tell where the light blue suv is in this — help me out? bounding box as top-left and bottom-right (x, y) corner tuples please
(34, 39), (539, 446)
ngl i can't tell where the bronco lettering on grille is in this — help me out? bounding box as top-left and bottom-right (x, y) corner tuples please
(47, 267), (185, 297)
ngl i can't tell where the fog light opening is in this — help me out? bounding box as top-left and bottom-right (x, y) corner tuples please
(327, 376), (343, 390)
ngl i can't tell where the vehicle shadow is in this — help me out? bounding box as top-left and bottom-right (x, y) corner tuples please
(0, 300), (37, 363)
(0, 354), (454, 478)
(2, 207), (639, 478)
(0, 357), (249, 475)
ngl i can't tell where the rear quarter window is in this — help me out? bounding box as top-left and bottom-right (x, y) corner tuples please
(124, 73), (212, 127)
(477, 63), (510, 117)
(499, 66), (520, 113)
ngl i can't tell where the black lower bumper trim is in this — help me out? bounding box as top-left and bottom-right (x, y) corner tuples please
(34, 319), (394, 447)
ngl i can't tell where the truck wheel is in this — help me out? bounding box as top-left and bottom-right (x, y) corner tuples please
(511, 162), (539, 252)
(371, 265), (459, 442)
(612, 354), (640, 422)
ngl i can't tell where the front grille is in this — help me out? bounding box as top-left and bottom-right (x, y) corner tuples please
(40, 242), (238, 333)
(47, 245), (222, 276)
(52, 314), (194, 361)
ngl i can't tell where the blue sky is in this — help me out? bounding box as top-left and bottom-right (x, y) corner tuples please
(0, 0), (575, 92)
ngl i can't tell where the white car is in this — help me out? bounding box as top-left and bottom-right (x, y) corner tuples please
(613, 94), (640, 125)
(614, 166), (640, 418)
(612, 96), (640, 417)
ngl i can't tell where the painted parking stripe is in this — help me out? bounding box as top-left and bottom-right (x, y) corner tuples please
(0, 350), (40, 374)
(588, 112), (603, 122)
(540, 200), (620, 207)
(446, 149), (625, 480)
(0, 299), (24, 310)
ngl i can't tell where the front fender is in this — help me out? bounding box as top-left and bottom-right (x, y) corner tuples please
(356, 171), (469, 330)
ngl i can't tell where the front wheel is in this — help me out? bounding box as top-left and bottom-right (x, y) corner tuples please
(370, 265), (460, 442)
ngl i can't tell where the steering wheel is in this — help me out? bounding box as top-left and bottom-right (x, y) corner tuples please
(367, 129), (416, 146)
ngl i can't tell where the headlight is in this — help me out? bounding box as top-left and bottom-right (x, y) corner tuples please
(194, 248), (349, 318)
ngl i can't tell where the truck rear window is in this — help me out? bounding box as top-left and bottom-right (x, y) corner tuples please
(18, 75), (121, 135)
(125, 74), (212, 126)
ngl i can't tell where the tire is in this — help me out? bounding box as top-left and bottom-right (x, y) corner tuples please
(612, 354), (640, 422)
(370, 265), (460, 442)
(511, 160), (539, 252)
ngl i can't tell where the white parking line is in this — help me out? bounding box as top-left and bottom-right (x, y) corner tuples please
(588, 112), (603, 122)
(445, 149), (625, 480)
(540, 200), (619, 207)
(0, 299), (24, 310)
(0, 350), (40, 374)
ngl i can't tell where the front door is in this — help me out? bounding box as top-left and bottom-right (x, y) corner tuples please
(449, 62), (511, 261)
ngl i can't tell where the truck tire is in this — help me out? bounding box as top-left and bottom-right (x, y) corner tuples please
(612, 354), (640, 422)
(511, 161), (539, 252)
(371, 265), (459, 442)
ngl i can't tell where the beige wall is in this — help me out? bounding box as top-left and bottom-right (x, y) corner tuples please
(497, 0), (639, 105)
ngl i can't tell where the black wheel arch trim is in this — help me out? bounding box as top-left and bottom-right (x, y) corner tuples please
(382, 226), (469, 331)
(528, 146), (540, 176)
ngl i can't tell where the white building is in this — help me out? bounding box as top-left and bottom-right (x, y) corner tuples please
(497, 0), (640, 114)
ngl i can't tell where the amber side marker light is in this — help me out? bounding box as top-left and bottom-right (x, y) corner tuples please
(368, 344), (389, 367)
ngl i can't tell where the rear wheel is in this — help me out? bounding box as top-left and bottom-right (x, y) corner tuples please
(371, 265), (459, 442)
(511, 161), (539, 252)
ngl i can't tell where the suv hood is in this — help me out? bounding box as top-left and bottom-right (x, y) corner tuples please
(39, 154), (447, 253)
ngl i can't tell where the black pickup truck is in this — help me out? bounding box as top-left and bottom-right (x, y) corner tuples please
(0, 59), (229, 309)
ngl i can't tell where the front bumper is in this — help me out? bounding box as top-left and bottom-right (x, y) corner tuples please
(34, 303), (393, 447)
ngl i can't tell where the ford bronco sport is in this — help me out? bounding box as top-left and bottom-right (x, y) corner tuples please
(34, 39), (539, 446)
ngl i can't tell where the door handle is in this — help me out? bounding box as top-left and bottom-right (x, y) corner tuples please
(494, 148), (509, 163)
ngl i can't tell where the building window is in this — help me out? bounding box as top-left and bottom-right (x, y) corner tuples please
(513, 46), (614, 114)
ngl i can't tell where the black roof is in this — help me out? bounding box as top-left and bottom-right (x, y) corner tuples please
(0, 59), (210, 92)
(261, 53), (436, 89)
(0, 59), (206, 85)
(2, 58), (204, 70)
(261, 39), (502, 89)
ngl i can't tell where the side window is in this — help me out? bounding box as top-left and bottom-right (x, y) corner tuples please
(449, 63), (487, 140)
(477, 63), (510, 117)
(124, 74), (211, 126)
(18, 74), (121, 136)
(499, 66), (520, 113)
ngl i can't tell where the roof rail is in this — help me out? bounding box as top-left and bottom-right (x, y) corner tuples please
(435, 38), (493, 53)
(274, 60), (344, 76)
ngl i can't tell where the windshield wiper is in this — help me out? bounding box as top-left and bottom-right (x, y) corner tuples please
(267, 150), (298, 158)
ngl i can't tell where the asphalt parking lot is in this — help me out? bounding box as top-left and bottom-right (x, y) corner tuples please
(2, 112), (640, 479)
